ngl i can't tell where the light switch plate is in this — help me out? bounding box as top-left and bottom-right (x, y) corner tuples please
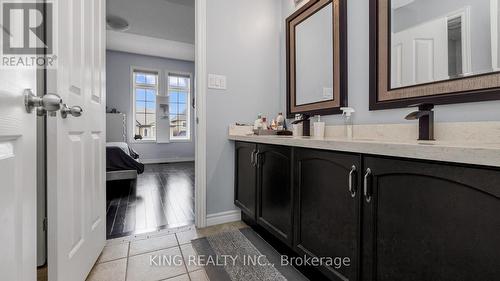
(208, 74), (227, 90)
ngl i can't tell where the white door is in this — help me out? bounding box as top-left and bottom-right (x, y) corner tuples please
(46, 0), (106, 280)
(391, 17), (449, 88)
(0, 65), (37, 281)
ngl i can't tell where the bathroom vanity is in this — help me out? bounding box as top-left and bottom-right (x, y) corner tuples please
(230, 134), (500, 281)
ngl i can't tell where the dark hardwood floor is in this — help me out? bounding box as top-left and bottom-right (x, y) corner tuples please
(106, 162), (195, 239)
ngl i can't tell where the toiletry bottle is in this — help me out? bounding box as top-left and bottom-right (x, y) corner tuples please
(262, 117), (269, 130)
(254, 114), (263, 130)
(340, 107), (355, 139)
(276, 113), (285, 131)
(313, 115), (325, 139)
(271, 119), (277, 130)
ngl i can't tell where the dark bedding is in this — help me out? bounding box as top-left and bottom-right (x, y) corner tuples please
(106, 146), (145, 174)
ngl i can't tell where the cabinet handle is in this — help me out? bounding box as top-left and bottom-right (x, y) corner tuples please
(349, 165), (357, 198)
(364, 168), (372, 203)
(250, 149), (257, 167)
(255, 150), (261, 167)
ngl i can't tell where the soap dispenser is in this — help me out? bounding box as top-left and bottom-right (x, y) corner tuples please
(340, 107), (355, 139)
(313, 115), (325, 139)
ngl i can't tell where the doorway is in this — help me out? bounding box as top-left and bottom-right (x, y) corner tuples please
(104, 0), (198, 240)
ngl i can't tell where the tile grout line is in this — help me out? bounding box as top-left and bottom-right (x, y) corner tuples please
(175, 233), (192, 281)
(128, 243), (180, 258)
(124, 242), (131, 281)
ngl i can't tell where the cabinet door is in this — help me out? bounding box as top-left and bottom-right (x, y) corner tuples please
(362, 157), (500, 281)
(234, 142), (257, 220)
(294, 149), (361, 281)
(256, 144), (293, 245)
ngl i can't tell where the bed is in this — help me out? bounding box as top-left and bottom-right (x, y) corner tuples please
(106, 142), (144, 181)
(106, 113), (144, 181)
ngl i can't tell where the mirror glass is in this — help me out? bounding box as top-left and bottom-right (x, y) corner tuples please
(295, 3), (333, 105)
(390, 0), (499, 89)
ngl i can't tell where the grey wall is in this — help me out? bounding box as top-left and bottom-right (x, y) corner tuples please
(206, 0), (282, 215)
(106, 50), (195, 161)
(204, 0), (500, 216)
(393, 0), (493, 74)
(280, 0), (500, 126)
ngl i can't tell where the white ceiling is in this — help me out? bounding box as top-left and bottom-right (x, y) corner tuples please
(106, 0), (195, 44)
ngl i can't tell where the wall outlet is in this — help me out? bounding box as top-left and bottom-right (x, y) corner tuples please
(208, 74), (227, 90)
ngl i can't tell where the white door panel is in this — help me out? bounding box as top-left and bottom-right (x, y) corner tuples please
(47, 0), (106, 280)
(414, 39), (435, 84)
(0, 69), (37, 280)
(391, 17), (448, 88)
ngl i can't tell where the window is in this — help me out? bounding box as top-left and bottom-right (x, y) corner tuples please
(168, 74), (191, 140)
(133, 71), (158, 141)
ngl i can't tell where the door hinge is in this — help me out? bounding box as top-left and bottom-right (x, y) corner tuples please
(43, 217), (47, 232)
(196, 117), (199, 124)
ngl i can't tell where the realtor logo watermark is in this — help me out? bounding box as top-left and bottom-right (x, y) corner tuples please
(0, 0), (57, 68)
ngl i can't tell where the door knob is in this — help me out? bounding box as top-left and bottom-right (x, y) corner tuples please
(61, 104), (83, 118)
(24, 89), (62, 113)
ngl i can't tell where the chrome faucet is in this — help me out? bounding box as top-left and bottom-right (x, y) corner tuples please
(405, 103), (435, 141)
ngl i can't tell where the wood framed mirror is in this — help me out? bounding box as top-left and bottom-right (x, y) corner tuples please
(370, 0), (500, 110)
(286, 0), (347, 117)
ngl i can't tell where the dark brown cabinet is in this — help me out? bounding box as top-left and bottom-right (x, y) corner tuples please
(234, 142), (294, 245)
(234, 142), (257, 219)
(294, 149), (361, 281)
(234, 141), (500, 281)
(362, 156), (500, 281)
(257, 145), (293, 245)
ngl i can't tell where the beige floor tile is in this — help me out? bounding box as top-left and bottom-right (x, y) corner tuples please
(161, 273), (190, 281)
(129, 234), (178, 256)
(189, 269), (210, 281)
(86, 258), (127, 281)
(180, 243), (202, 272)
(127, 246), (187, 281)
(97, 242), (129, 263)
(176, 228), (202, 245)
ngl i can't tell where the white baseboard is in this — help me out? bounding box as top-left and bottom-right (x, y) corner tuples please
(206, 210), (241, 227)
(140, 157), (195, 164)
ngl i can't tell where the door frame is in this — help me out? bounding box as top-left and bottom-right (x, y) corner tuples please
(194, 0), (207, 228)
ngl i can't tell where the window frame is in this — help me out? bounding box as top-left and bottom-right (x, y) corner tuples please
(131, 67), (161, 143)
(166, 71), (192, 142)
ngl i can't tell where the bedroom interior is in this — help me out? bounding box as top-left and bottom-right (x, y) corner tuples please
(104, 0), (196, 239)
(1, 0), (500, 280)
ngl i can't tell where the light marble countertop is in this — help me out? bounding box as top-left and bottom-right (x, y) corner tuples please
(228, 134), (500, 168)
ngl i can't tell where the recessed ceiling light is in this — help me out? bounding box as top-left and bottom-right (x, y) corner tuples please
(106, 15), (130, 32)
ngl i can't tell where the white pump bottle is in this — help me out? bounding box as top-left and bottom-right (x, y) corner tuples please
(340, 107), (355, 139)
